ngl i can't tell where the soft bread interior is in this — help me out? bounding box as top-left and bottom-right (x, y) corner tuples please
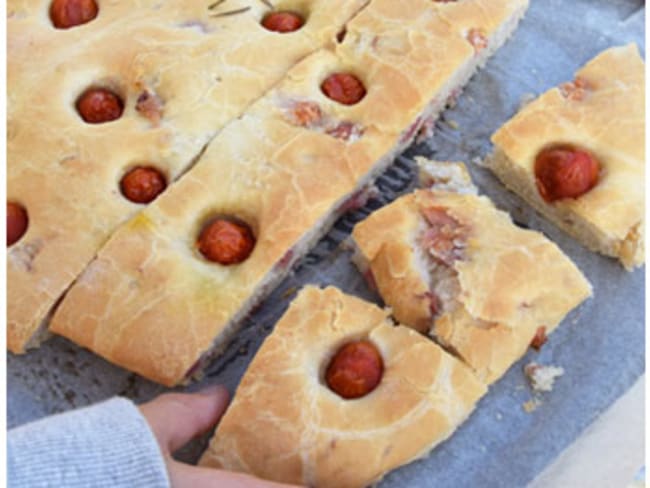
(351, 158), (592, 384)
(416, 157), (477, 194)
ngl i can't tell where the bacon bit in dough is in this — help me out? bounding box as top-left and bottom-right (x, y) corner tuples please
(289, 101), (322, 127)
(136, 89), (165, 126)
(283, 99), (364, 142)
(467, 28), (488, 53)
(425, 291), (440, 316)
(559, 77), (591, 101)
(277, 249), (294, 269)
(530, 326), (548, 350)
(339, 186), (376, 212)
(363, 269), (378, 292)
(420, 207), (467, 265)
(415, 116), (436, 143)
(400, 116), (423, 144)
(9, 240), (43, 272)
(326, 121), (364, 142)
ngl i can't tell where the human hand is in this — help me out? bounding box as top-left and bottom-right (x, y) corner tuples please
(140, 386), (301, 488)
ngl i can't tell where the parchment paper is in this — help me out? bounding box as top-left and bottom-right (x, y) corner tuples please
(8, 1), (645, 486)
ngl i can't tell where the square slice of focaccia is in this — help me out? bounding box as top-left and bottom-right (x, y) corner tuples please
(49, 0), (530, 386)
(488, 44), (645, 270)
(7, 0), (368, 353)
(199, 286), (487, 488)
(351, 161), (592, 384)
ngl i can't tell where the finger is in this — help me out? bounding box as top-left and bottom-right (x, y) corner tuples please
(140, 386), (230, 453)
(168, 461), (304, 488)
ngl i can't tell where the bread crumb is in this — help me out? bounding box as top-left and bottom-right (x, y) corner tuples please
(523, 398), (542, 413)
(525, 362), (564, 392)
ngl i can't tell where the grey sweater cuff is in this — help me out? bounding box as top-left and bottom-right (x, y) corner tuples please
(8, 397), (170, 488)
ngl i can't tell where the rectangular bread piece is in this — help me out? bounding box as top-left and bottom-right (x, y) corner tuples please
(351, 160), (592, 384)
(488, 44), (645, 270)
(7, 0), (368, 352)
(49, 0), (530, 385)
(199, 285), (487, 488)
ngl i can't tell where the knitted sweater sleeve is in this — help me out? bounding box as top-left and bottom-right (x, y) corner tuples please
(8, 397), (170, 488)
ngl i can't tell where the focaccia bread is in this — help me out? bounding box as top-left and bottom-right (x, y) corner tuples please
(50, 0), (530, 386)
(488, 44), (645, 270)
(7, 0), (368, 353)
(351, 161), (592, 384)
(199, 285), (487, 488)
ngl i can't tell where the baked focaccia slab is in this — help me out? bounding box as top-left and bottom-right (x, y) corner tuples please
(351, 161), (592, 384)
(488, 44), (645, 270)
(7, 0), (369, 352)
(50, 0), (530, 386)
(199, 286), (487, 488)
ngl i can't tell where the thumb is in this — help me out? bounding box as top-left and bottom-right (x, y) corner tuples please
(140, 385), (230, 453)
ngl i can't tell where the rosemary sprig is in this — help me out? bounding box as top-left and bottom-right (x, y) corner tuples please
(207, 0), (227, 10)
(209, 6), (251, 17)
(258, 0), (274, 9)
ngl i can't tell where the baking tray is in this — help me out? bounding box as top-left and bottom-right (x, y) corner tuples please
(7, 0), (645, 486)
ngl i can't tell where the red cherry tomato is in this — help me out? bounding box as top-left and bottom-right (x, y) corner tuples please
(321, 73), (367, 106)
(197, 218), (255, 265)
(120, 167), (167, 204)
(50, 0), (98, 29)
(76, 88), (124, 124)
(7, 202), (28, 247)
(534, 145), (600, 202)
(325, 340), (383, 399)
(261, 12), (304, 33)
